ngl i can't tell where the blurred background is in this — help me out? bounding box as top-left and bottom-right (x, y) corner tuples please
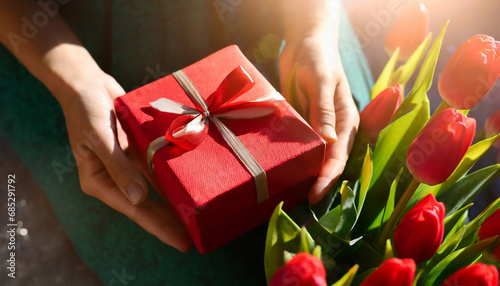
(1, 0), (499, 285)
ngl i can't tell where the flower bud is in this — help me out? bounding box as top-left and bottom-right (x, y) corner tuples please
(269, 253), (326, 286)
(442, 263), (499, 286)
(393, 194), (445, 264)
(360, 83), (403, 144)
(406, 108), (476, 186)
(438, 35), (500, 109)
(478, 208), (500, 261)
(384, 2), (429, 60)
(360, 258), (416, 286)
(485, 110), (500, 148)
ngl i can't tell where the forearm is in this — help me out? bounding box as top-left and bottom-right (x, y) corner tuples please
(0, 0), (101, 107)
(281, 0), (341, 42)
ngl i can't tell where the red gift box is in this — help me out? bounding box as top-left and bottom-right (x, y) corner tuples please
(114, 45), (325, 254)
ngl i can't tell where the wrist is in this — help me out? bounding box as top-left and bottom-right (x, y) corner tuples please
(42, 44), (104, 108)
(282, 0), (340, 43)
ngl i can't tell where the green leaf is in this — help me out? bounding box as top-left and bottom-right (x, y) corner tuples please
(312, 245), (322, 258)
(384, 239), (394, 261)
(436, 135), (500, 197)
(343, 134), (370, 182)
(352, 241), (384, 271)
(393, 22), (448, 119)
(393, 33), (432, 86)
(331, 265), (359, 286)
(319, 181), (357, 238)
(457, 197), (500, 249)
(438, 164), (500, 216)
(354, 101), (429, 235)
(371, 101), (429, 189)
(299, 227), (316, 254)
(421, 236), (498, 286)
(371, 48), (400, 99)
(443, 204), (472, 242)
(415, 21), (449, 90)
(306, 219), (353, 260)
(409, 135), (500, 210)
(264, 202), (301, 282)
(382, 167), (404, 225)
(357, 146), (373, 214)
(422, 226), (466, 276)
(283, 251), (294, 264)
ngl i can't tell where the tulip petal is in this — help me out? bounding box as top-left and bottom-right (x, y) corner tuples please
(442, 263), (499, 286)
(360, 258), (416, 286)
(269, 253), (327, 286)
(438, 35), (500, 109)
(407, 108), (476, 185)
(360, 83), (403, 143)
(393, 194), (445, 264)
(384, 2), (429, 60)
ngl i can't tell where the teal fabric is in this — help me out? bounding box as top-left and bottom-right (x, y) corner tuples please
(0, 1), (372, 285)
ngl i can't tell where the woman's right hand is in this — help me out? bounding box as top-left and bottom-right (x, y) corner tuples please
(56, 70), (192, 252)
(0, 0), (191, 252)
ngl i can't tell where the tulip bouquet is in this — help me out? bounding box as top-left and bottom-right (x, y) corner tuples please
(264, 13), (500, 286)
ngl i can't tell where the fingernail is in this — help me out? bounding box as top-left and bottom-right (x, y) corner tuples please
(320, 125), (337, 143)
(127, 183), (144, 204)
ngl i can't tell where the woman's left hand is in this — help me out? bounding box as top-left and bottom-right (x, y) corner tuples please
(279, 18), (359, 205)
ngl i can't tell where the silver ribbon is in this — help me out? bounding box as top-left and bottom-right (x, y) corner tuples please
(146, 70), (270, 203)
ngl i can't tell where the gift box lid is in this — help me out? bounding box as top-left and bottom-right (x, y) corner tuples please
(115, 45), (325, 232)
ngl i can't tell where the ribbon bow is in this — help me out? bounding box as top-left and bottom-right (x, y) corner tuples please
(147, 66), (284, 203)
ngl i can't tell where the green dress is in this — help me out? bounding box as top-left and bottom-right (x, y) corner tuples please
(0, 1), (372, 284)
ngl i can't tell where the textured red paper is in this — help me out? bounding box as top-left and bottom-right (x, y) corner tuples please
(114, 45), (325, 254)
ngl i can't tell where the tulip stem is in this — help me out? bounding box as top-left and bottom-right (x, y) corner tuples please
(377, 179), (420, 249)
(429, 101), (450, 121)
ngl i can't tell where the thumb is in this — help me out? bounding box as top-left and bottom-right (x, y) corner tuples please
(93, 130), (148, 204)
(297, 66), (337, 144)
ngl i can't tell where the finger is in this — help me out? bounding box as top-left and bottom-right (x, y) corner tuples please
(309, 81), (358, 204)
(308, 138), (351, 205)
(78, 151), (191, 252)
(297, 65), (338, 144)
(91, 126), (148, 205)
(106, 76), (126, 99)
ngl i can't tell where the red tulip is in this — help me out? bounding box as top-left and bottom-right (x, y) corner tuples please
(393, 194), (445, 264)
(360, 258), (416, 286)
(360, 83), (403, 143)
(442, 263), (499, 286)
(438, 35), (500, 109)
(406, 108), (476, 186)
(478, 208), (500, 261)
(269, 253), (326, 286)
(385, 2), (429, 60)
(485, 110), (500, 148)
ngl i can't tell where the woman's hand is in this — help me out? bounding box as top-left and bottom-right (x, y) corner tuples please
(280, 0), (360, 205)
(57, 70), (191, 252)
(0, 1), (191, 252)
